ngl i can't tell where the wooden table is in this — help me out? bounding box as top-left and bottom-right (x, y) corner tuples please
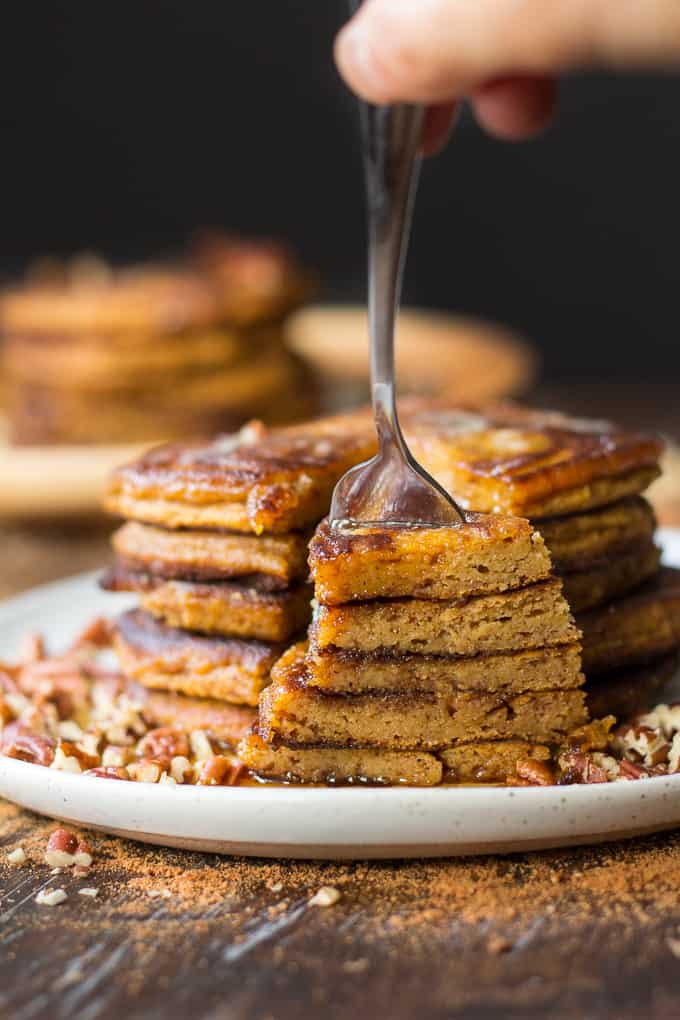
(2, 384), (680, 1019)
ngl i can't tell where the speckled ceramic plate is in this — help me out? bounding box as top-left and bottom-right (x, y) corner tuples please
(1, 530), (679, 860)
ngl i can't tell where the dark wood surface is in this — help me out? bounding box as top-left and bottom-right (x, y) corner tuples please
(2, 384), (680, 1020)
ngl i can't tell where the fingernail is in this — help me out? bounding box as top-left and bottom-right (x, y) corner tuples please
(336, 23), (381, 93)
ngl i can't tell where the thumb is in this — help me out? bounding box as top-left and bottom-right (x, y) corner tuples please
(335, 0), (680, 105)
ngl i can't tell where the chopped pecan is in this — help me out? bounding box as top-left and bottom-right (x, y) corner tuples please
(45, 828), (79, 866)
(196, 755), (234, 786)
(70, 617), (112, 650)
(0, 695), (13, 727)
(59, 740), (100, 771)
(0, 722), (56, 766)
(84, 766), (130, 780)
(563, 716), (616, 753)
(557, 751), (608, 785)
(20, 633), (45, 663)
(515, 758), (555, 786)
(127, 759), (163, 783)
(137, 728), (190, 768)
(618, 760), (654, 780)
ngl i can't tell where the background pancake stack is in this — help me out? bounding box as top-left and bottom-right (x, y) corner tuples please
(404, 404), (677, 717)
(102, 412), (378, 729)
(239, 515), (587, 786)
(0, 234), (315, 446)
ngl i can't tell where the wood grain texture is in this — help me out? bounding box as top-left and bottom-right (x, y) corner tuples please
(3, 800), (680, 1020)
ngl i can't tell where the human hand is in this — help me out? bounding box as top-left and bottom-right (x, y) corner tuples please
(335, 0), (680, 150)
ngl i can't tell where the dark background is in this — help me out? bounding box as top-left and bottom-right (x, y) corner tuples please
(1, 1), (679, 382)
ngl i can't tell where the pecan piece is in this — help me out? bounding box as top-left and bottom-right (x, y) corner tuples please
(137, 728), (190, 769)
(59, 741), (100, 771)
(196, 755), (234, 786)
(70, 617), (112, 650)
(515, 758), (555, 786)
(0, 722), (56, 766)
(557, 751), (608, 785)
(84, 766), (130, 780)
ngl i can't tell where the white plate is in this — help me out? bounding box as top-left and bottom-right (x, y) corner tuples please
(1, 530), (680, 860)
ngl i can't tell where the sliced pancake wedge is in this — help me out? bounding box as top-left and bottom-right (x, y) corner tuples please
(304, 642), (583, 695)
(439, 740), (551, 784)
(238, 731), (443, 786)
(309, 514), (551, 605)
(310, 579), (578, 658)
(258, 646), (586, 750)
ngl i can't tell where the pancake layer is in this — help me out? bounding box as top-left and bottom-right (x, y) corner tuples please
(114, 610), (290, 706)
(309, 514), (551, 604)
(310, 579), (578, 657)
(102, 566), (312, 642)
(579, 568), (680, 674)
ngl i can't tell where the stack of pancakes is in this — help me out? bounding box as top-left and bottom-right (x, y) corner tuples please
(103, 411), (378, 719)
(239, 514), (587, 785)
(1, 235), (314, 445)
(102, 401), (679, 785)
(403, 405), (676, 719)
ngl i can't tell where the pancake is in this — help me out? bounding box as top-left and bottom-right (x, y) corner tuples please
(439, 741), (551, 783)
(0, 238), (309, 335)
(310, 579), (579, 658)
(102, 564), (312, 642)
(304, 642), (584, 695)
(258, 669), (587, 750)
(114, 609), (289, 706)
(238, 731), (443, 786)
(3, 327), (250, 392)
(579, 568), (680, 675)
(128, 682), (257, 748)
(111, 521), (309, 589)
(9, 357), (318, 447)
(404, 404), (663, 519)
(105, 411), (377, 534)
(536, 497), (657, 573)
(560, 540), (661, 613)
(308, 514), (552, 605)
(585, 653), (680, 721)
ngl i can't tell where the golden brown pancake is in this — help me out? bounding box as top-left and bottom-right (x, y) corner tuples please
(303, 642), (584, 695)
(560, 540), (661, 613)
(3, 327), (249, 391)
(404, 403), (663, 519)
(105, 411), (377, 534)
(114, 609), (290, 706)
(0, 238), (310, 335)
(579, 568), (680, 674)
(439, 741), (551, 783)
(310, 579), (579, 658)
(258, 667), (586, 750)
(8, 349), (318, 446)
(111, 521), (310, 589)
(128, 682), (257, 748)
(536, 496), (656, 572)
(238, 730), (443, 786)
(103, 564), (312, 642)
(308, 514), (551, 604)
